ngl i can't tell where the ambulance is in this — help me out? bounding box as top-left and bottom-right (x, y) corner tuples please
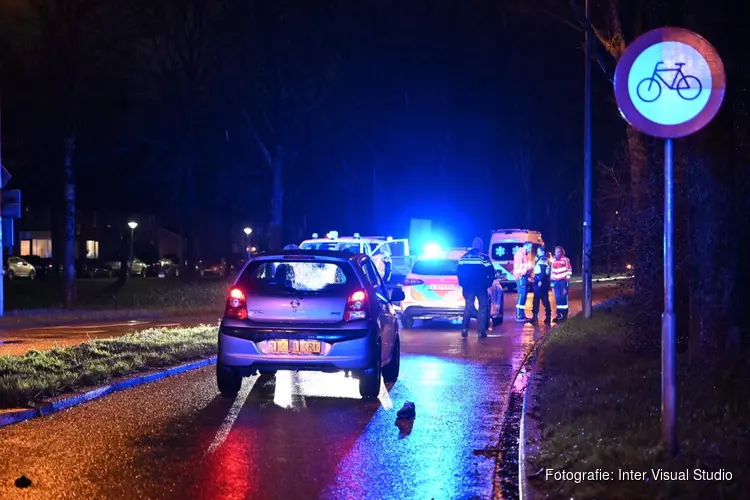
(398, 245), (504, 329)
(299, 231), (412, 280)
(489, 229), (544, 291)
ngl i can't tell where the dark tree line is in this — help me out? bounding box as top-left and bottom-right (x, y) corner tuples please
(1, 0), (588, 306)
(0, 0), (353, 304)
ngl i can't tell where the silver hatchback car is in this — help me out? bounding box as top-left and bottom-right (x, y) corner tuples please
(216, 250), (405, 399)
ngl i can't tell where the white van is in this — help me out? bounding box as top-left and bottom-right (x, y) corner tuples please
(489, 229), (544, 290)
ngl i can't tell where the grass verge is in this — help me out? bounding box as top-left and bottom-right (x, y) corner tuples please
(0, 325), (217, 409)
(2, 278), (229, 320)
(529, 302), (749, 500)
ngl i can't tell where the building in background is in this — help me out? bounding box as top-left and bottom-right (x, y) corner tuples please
(12, 206), (182, 261)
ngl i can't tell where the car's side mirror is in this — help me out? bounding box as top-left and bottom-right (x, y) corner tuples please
(389, 288), (406, 302)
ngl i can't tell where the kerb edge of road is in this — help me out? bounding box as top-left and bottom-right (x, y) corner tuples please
(0, 356), (218, 429)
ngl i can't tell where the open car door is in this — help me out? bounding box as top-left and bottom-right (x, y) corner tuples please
(372, 239), (411, 279)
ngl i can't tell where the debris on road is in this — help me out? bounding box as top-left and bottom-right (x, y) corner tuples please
(396, 401), (416, 419)
(395, 418), (414, 438)
(15, 476), (32, 488)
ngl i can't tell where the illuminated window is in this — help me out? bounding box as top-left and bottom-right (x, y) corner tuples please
(32, 239), (52, 258)
(86, 240), (99, 259)
(20, 240), (31, 256)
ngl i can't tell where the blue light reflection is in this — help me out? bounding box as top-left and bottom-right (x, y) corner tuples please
(324, 355), (494, 499)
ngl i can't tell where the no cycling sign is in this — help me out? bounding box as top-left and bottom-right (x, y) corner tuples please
(614, 26), (726, 138)
(613, 26), (726, 457)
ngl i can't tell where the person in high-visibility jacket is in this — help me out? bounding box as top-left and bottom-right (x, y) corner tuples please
(513, 241), (534, 322)
(550, 246), (573, 322)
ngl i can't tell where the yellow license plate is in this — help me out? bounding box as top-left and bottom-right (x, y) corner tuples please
(267, 339), (289, 354)
(292, 340), (321, 355)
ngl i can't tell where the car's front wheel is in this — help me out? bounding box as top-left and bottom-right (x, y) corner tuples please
(382, 335), (400, 383)
(216, 362), (242, 397)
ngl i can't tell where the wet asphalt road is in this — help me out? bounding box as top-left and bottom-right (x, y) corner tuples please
(0, 285), (617, 500)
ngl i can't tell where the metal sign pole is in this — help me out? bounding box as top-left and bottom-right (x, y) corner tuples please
(662, 138), (677, 456)
(581, 0), (593, 319)
(613, 26), (725, 459)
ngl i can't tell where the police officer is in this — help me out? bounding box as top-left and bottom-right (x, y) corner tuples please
(550, 245), (572, 322)
(531, 245), (552, 324)
(513, 241), (534, 322)
(382, 252), (393, 284)
(457, 237), (495, 338)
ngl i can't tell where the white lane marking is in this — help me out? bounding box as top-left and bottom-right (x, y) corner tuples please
(206, 378), (254, 455)
(273, 371), (294, 409)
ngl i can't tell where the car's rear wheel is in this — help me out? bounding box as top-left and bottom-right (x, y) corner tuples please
(358, 342), (382, 399)
(382, 335), (400, 383)
(29, 270), (36, 280)
(217, 362), (242, 397)
(401, 315), (414, 329)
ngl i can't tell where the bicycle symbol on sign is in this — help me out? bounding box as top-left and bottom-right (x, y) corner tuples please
(636, 62), (703, 103)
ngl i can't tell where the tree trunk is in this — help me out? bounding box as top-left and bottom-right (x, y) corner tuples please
(63, 133), (76, 307)
(625, 125), (657, 301)
(268, 147), (285, 249)
(180, 154), (197, 280)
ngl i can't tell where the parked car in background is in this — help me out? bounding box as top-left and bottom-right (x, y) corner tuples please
(148, 257), (180, 277)
(77, 258), (115, 278)
(4, 256), (37, 280)
(105, 258), (149, 277)
(23, 255), (55, 278)
(197, 258), (227, 277)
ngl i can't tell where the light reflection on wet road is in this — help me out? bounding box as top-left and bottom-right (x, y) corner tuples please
(0, 285), (616, 499)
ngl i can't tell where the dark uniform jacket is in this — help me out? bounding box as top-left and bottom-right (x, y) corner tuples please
(457, 248), (495, 294)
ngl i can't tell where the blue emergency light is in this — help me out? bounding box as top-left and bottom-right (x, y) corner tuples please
(421, 242), (444, 259)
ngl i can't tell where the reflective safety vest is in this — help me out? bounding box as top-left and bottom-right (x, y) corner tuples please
(513, 249), (532, 279)
(550, 256), (572, 281)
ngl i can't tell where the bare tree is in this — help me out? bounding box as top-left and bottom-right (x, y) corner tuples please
(131, 0), (226, 276)
(4, 0), (126, 305)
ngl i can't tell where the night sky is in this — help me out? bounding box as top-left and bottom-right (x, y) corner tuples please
(0, 1), (671, 257)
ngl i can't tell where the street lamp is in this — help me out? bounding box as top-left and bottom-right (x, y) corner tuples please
(128, 222), (138, 275)
(243, 227), (252, 259)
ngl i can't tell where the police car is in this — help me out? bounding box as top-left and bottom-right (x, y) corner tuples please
(299, 231), (412, 280)
(398, 245), (504, 329)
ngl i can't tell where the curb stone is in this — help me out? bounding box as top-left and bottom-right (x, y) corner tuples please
(0, 356), (217, 429)
(519, 351), (544, 500)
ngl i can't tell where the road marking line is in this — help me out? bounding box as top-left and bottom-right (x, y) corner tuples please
(206, 379), (254, 455)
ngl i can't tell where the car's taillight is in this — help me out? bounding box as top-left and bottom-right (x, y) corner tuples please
(226, 287), (248, 319)
(344, 289), (368, 321)
(402, 278), (424, 286)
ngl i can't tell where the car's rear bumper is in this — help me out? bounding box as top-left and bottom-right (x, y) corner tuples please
(218, 321), (376, 374)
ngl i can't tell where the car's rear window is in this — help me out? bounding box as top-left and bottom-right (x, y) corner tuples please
(411, 259), (459, 276)
(237, 259), (358, 295)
